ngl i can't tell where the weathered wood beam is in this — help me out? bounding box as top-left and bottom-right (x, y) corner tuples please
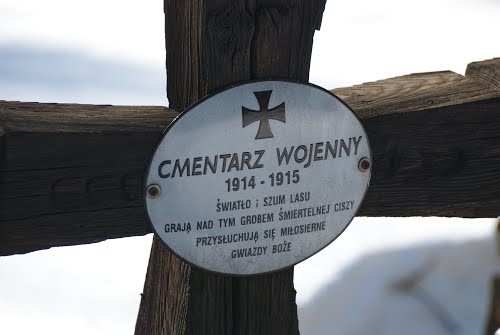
(1, 58), (500, 256)
(466, 57), (500, 90)
(335, 66), (500, 217)
(135, 1), (329, 334)
(0, 104), (176, 255)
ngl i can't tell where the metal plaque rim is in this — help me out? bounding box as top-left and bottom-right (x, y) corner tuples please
(143, 78), (372, 277)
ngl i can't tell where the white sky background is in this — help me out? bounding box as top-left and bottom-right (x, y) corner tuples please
(1, 0), (500, 334)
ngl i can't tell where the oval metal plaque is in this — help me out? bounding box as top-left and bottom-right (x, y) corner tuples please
(145, 80), (371, 276)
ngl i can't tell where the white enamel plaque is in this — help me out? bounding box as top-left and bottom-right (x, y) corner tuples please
(145, 80), (371, 276)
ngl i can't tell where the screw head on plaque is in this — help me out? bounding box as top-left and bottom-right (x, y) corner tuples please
(145, 80), (371, 276)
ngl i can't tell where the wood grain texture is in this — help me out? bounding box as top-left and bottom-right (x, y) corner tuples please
(333, 68), (500, 218)
(334, 70), (499, 116)
(2, 59), (500, 257)
(0, 102), (177, 255)
(485, 276), (500, 335)
(134, 241), (192, 334)
(134, 1), (326, 334)
(466, 57), (500, 91)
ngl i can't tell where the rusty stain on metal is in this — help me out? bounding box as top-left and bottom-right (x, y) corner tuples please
(146, 184), (161, 199)
(358, 157), (371, 172)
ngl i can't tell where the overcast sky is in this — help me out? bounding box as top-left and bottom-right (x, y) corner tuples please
(1, 0), (499, 334)
(2, 0), (500, 104)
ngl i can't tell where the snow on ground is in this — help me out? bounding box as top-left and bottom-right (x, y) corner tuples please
(0, 235), (153, 335)
(296, 218), (500, 335)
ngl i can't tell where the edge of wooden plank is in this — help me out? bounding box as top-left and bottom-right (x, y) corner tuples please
(466, 57), (500, 91)
(0, 100), (177, 132)
(334, 69), (500, 117)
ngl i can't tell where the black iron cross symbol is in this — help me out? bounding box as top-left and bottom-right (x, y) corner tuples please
(242, 90), (286, 140)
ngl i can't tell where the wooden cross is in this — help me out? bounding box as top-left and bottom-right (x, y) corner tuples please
(1, 1), (500, 334)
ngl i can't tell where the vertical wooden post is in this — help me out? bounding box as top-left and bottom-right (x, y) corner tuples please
(135, 1), (327, 334)
(485, 276), (500, 335)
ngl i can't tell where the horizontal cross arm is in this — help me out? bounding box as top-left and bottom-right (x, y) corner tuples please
(0, 104), (178, 255)
(1, 58), (500, 256)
